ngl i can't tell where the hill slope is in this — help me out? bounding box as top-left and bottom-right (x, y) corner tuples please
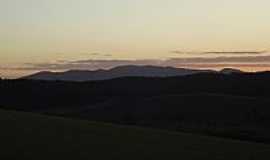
(0, 109), (270, 160)
(2, 73), (270, 143)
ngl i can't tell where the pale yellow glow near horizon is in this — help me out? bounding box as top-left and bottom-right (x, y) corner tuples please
(1, 0), (270, 77)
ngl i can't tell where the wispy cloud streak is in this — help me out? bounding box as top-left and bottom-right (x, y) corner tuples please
(171, 50), (267, 55)
(5, 55), (267, 71)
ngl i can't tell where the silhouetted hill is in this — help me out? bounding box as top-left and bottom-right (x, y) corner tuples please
(220, 68), (243, 74)
(2, 72), (270, 143)
(21, 65), (215, 81)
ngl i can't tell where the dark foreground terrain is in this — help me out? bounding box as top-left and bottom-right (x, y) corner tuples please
(2, 72), (270, 143)
(1, 109), (270, 160)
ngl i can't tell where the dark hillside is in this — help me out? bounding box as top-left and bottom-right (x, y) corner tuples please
(1, 72), (270, 142)
(1, 109), (270, 160)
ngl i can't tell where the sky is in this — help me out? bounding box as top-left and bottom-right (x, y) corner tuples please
(1, 0), (270, 78)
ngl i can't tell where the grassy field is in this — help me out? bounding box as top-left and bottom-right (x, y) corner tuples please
(0, 109), (270, 160)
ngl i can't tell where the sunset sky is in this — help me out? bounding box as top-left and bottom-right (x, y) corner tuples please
(1, 0), (270, 78)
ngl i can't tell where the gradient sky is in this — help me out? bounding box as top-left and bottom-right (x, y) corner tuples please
(1, 0), (270, 78)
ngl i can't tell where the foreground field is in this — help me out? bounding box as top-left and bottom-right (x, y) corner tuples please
(0, 109), (270, 160)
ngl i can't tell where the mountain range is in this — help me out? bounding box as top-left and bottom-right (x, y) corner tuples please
(22, 65), (243, 81)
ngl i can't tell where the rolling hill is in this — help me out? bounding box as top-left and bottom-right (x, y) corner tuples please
(1, 109), (270, 160)
(2, 72), (270, 143)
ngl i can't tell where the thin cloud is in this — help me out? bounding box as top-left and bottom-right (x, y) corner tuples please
(171, 63), (270, 68)
(87, 53), (113, 57)
(21, 59), (162, 71)
(170, 50), (200, 54)
(203, 51), (267, 55)
(103, 54), (112, 57)
(88, 53), (100, 56)
(170, 50), (185, 54)
(166, 56), (270, 64)
(5, 55), (270, 71)
(171, 50), (267, 55)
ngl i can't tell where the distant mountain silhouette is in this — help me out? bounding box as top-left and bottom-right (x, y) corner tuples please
(21, 65), (215, 81)
(220, 68), (243, 74)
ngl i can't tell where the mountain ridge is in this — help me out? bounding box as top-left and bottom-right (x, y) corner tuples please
(21, 65), (217, 81)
